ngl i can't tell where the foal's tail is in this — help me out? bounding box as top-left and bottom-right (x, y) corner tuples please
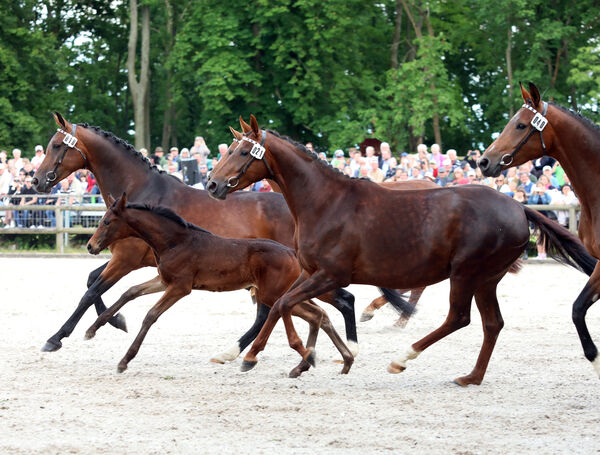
(524, 206), (597, 275)
(379, 287), (415, 317)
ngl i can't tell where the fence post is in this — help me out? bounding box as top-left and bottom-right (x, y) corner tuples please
(569, 207), (577, 234)
(55, 206), (63, 253)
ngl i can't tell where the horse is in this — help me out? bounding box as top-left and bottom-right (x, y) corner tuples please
(205, 115), (596, 386)
(31, 113), (357, 363)
(478, 82), (600, 378)
(85, 193), (354, 376)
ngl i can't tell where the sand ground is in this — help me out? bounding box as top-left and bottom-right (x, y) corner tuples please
(1, 257), (599, 454)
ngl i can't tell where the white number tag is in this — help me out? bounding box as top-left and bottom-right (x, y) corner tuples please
(63, 133), (78, 148)
(531, 113), (548, 131)
(250, 144), (265, 159)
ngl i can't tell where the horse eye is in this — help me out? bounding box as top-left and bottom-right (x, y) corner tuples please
(104, 219), (111, 226)
(240, 150), (249, 156)
(52, 143), (60, 150)
(516, 123), (527, 130)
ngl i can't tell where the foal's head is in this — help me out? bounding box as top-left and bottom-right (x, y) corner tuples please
(207, 115), (272, 200)
(87, 193), (134, 255)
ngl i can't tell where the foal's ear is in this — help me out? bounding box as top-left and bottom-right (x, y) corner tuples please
(53, 112), (68, 129)
(519, 81), (536, 107)
(114, 192), (127, 212)
(528, 82), (542, 109)
(229, 126), (243, 141)
(239, 116), (252, 133)
(249, 114), (260, 136)
(107, 193), (116, 206)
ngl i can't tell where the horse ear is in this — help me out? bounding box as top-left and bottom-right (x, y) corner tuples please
(229, 126), (243, 141)
(520, 81), (533, 105)
(107, 194), (116, 206)
(53, 112), (67, 129)
(249, 114), (260, 136)
(528, 82), (541, 108)
(239, 116), (252, 133)
(114, 192), (127, 212)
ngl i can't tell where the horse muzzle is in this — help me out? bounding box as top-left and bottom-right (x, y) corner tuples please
(206, 178), (229, 200)
(477, 156), (504, 177)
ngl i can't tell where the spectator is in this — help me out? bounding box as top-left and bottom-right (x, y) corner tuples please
(305, 142), (315, 154)
(169, 147), (180, 169)
(446, 149), (461, 172)
(22, 160), (35, 177)
(367, 157), (385, 182)
(409, 165), (423, 180)
(0, 163), (12, 195)
(433, 165), (451, 186)
(139, 147), (149, 157)
(258, 179), (273, 192)
(197, 162), (210, 188)
(31, 145), (46, 171)
(167, 161), (183, 181)
(153, 146), (167, 168)
(318, 152), (328, 162)
(12, 148), (24, 171)
(541, 165), (559, 188)
(451, 167), (469, 185)
(331, 150), (346, 169)
(513, 187), (528, 204)
(465, 149), (481, 169)
(16, 176), (39, 228)
(180, 148), (191, 161)
(385, 167), (409, 182)
(430, 143), (445, 168)
(216, 144), (228, 163)
(493, 174), (512, 195)
(531, 156), (556, 178)
(365, 146), (376, 160)
(0, 150), (7, 165)
(416, 144), (429, 162)
(379, 143), (394, 175)
(348, 148), (361, 176)
(517, 167), (535, 196)
(190, 136), (211, 165)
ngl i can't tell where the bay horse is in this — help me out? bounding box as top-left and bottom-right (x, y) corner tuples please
(86, 193), (353, 376)
(206, 115), (596, 385)
(478, 82), (600, 378)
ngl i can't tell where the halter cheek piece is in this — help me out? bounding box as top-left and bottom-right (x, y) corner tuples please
(226, 130), (275, 188)
(500, 101), (549, 166)
(45, 125), (88, 183)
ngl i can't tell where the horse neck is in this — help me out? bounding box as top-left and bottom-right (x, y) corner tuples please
(267, 136), (345, 222)
(547, 108), (600, 217)
(122, 209), (185, 256)
(81, 129), (156, 203)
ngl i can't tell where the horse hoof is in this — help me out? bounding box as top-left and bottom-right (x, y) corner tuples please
(110, 313), (128, 333)
(210, 357), (225, 364)
(393, 318), (409, 328)
(453, 376), (481, 387)
(41, 339), (62, 352)
(83, 330), (95, 340)
(117, 363), (128, 373)
(240, 360), (257, 372)
(360, 312), (374, 322)
(304, 348), (316, 368)
(387, 361), (405, 374)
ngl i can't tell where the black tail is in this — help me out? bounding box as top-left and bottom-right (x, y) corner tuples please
(379, 287), (415, 317)
(524, 206), (597, 276)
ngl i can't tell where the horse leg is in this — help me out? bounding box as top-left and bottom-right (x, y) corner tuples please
(241, 271), (338, 372)
(572, 266), (600, 378)
(210, 300), (271, 364)
(41, 258), (133, 352)
(117, 285), (191, 373)
(388, 280), (473, 374)
(454, 279), (504, 386)
(360, 295), (388, 322)
(84, 276), (166, 340)
(317, 288), (358, 357)
(288, 301), (323, 378)
(88, 262), (127, 332)
(394, 287), (426, 328)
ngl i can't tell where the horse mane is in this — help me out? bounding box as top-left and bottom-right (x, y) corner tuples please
(126, 202), (213, 234)
(79, 123), (173, 177)
(549, 103), (600, 136)
(265, 129), (369, 183)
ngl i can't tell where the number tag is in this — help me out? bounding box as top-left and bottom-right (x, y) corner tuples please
(531, 113), (548, 131)
(63, 133), (78, 148)
(250, 144), (265, 159)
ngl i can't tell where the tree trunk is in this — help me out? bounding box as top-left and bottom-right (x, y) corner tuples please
(425, 14), (442, 147)
(127, 0), (151, 150)
(161, 0), (175, 150)
(390, 0), (402, 69)
(506, 24), (514, 117)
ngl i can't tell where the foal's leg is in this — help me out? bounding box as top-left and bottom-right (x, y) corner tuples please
(388, 280), (473, 375)
(117, 285), (191, 373)
(394, 287), (426, 328)
(84, 276), (166, 340)
(454, 279), (504, 386)
(241, 271), (338, 372)
(360, 295), (388, 322)
(89, 262), (127, 332)
(317, 288), (359, 357)
(288, 301), (323, 378)
(572, 265), (600, 378)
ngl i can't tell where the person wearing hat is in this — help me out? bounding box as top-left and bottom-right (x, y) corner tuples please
(435, 165), (451, 187)
(542, 165), (559, 188)
(31, 145), (46, 171)
(331, 149), (346, 170)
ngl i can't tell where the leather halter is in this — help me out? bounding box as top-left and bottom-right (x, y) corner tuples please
(500, 101), (549, 167)
(226, 130), (275, 188)
(45, 124), (88, 184)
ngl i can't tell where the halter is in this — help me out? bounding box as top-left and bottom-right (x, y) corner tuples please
(226, 130), (275, 188)
(500, 101), (549, 166)
(45, 124), (88, 183)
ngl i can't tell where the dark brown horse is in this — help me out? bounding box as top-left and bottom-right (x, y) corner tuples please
(86, 194), (353, 376)
(31, 113), (357, 360)
(479, 82), (600, 378)
(206, 115), (596, 385)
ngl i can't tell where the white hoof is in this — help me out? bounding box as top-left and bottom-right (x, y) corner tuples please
(210, 344), (241, 364)
(348, 341), (359, 358)
(390, 347), (420, 370)
(592, 357), (600, 378)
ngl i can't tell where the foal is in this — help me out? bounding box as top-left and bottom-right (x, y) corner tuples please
(86, 194), (353, 376)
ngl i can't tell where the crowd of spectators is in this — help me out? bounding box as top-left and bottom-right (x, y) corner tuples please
(0, 139), (580, 256)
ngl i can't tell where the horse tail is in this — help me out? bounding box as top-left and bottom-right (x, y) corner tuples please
(524, 206), (596, 276)
(379, 287), (415, 316)
(508, 258), (523, 274)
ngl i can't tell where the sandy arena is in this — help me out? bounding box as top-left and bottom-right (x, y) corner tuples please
(1, 256), (599, 454)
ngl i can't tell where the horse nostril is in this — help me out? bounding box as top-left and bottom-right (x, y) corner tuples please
(206, 180), (217, 193)
(87, 243), (93, 253)
(478, 157), (489, 170)
(31, 177), (39, 186)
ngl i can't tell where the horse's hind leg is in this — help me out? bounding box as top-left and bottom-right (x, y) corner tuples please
(454, 279), (504, 386)
(394, 287), (425, 327)
(572, 266), (600, 378)
(85, 276), (166, 340)
(88, 262), (127, 332)
(317, 288), (358, 357)
(211, 299), (270, 364)
(360, 295), (388, 322)
(117, 285), (191, 373)
(288, 301), (323, 378)
(388, 280), (473, 375)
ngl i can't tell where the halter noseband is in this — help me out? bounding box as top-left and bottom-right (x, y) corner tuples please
(500, 101), (549, 167)
(226, 130), (275, 188)
(45, 124), (88, 184)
